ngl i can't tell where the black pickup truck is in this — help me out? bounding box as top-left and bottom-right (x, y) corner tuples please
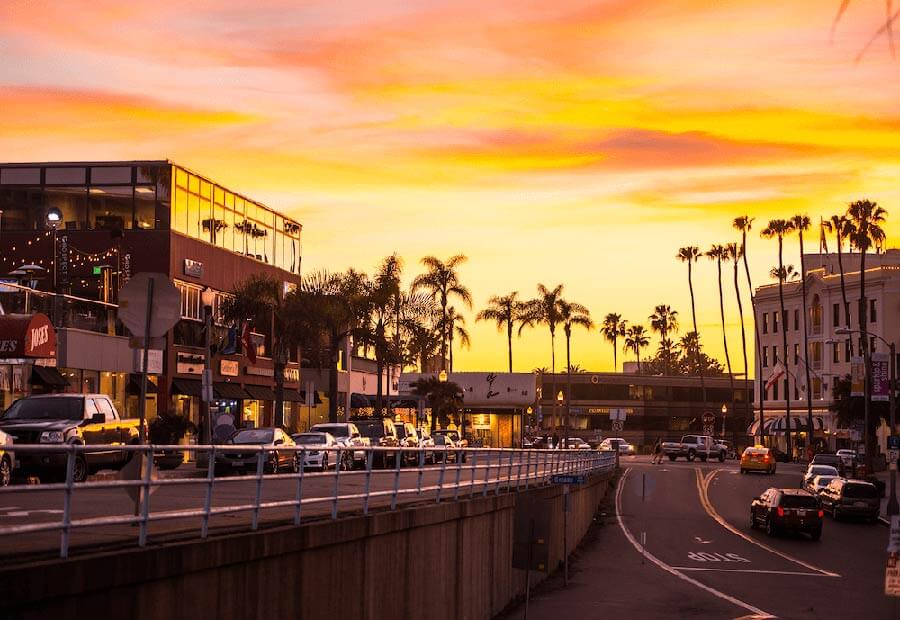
(0, 394), (141, 482)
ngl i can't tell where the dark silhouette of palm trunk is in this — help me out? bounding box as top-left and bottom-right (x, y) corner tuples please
(740, 230), (765, 443)
(565, 328), (572, 448)
(440, 292), (448, 371)
(612, 333), (618, 372)
(375, 318), (385, 416)
(859, 242), (872, 468)
(836, 235), (853, 355)
(715, 255), (735, 432)
(797, 230), (814, 449)
(732, 258), (750, 438)
(507, 316), (513, 373)
(550, 329), (557, 431)
(449, 326), (454, 372)
(328, 335), (340, 423)
(776, 235), (792, 457)
(687, 260), (707, 407)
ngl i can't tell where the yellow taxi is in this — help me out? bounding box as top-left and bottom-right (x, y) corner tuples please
(740, 445), (776, 475)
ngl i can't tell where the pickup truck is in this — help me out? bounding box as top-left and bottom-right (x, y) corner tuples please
(662, 435), (726, 462)
(0, 393), (141, 482)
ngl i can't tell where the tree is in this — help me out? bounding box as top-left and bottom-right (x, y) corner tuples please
(790, 215), (815, 444)
(823, 214), (855, 355)
(400, 291), (441, 372)
(445, 306), (471, 372)
(649, 305), (679, 375)
(412, 255), (472, 372)
(706, 244), (735, 417)
(360, 254), (403, 416)
(676, 246), (706, 402)
(522, 284), (565, 429)
(830, 374), (889, 454)
(762, 218), (796, 455)
(558, 299), (593, 442)
(476, 292), (526, 373)
(677, 331), (725, 376)
(725, 242), (751, 430)
(624, 324), (650, 373)
(734, 215), (765, 443)
(410, 376), (464, 432)
(846, 199), (888, 465)
(601, 313), (627, 372)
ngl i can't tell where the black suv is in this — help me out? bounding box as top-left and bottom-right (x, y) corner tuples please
(819, 478), (880, 522)
(352, 418), (400, 469)
(750, 488), (823, 540)
(810, 453), (846, 476)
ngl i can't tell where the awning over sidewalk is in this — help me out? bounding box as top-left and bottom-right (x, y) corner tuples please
(126, 374), (158, 394)
(0, 313), (56, 358)
(214, 382), (249, 400)
(747, 415), (830, 435)
(350, 393), (371, 408)
(171, 378), (202, 397)
(299, 390), (323, 405)
(244, 385), (277, 401)
(30, 365), (68, 388)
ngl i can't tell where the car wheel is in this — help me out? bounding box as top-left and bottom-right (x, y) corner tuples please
(832, 507), (841, 521)
(0, 456), (10, 487)
(750, 512), (757, 529)
(668, 455), (676, 462)
(718, 451), (726, 463)
(72, 455), (88, 483)
(810, 528), (822, 541)
(740, 468), (745, 474)
(322, 454), (329, 471)
(765, 517), (777, 537)
(687, 449), (696, 462)
(700, 454), (708, 462)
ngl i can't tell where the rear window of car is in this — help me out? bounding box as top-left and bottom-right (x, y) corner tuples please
(812, 455), (841, 466)
(311, 424), (348, 438)
(355, 422), (385, 438)
(744, 448), (767, 456)
(779, 494), (819, 508)
(843, 484), (877, 499)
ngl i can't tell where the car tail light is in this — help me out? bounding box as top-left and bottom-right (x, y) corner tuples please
(818, 509), (824, 518)
(763, 454), (771, 462)
(776, 506), (785, 517)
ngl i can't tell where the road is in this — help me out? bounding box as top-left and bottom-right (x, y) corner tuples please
(515, 456), (896, 619)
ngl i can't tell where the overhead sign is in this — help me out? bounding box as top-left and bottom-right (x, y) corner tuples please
(118, 273), (180, 339)
(872, 353), (890, 402)
(0, 313), (56, 358)
(399, 372), (535, 407)
(889, 436), (900, 450)
(610, 408), (627, 422)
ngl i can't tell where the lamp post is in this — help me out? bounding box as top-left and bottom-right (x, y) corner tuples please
(836, 327), (897, 516)
(201, 287), (216, 445)
(557, 390), (564, 448)
(721, 404), (727, 438)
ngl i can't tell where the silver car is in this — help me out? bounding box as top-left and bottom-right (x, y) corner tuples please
(292, 432), (340, 471)
(310, 422), (368, 468)
(215, 428), (299, 474)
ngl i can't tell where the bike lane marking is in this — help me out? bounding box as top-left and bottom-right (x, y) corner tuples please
(671, 566), (831, 577)
(695, 468), (839, 578)
(615, 468), (776, 619)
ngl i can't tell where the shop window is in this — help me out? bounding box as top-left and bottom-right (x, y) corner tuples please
(88, 186), (133, 231)
(0, 187), (42, 230)
(44, 186), (87, 230)
(134, 187), (156, 229)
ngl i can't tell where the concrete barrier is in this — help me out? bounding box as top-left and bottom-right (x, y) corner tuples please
(1, 470), (614, 620)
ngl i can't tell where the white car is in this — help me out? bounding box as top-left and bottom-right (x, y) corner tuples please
(599, 438), (635, 455)
(835, 449), (857, 469)
(292, 432), (339, 471)
(310, 422), (369, 467)
(805, 474), (839, 495)
(563, 437), (591, 450)
(802, 464), (840, 488)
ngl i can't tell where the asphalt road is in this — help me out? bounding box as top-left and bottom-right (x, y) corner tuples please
(515, 456), (896, 620)
(0, 451), (571, 564)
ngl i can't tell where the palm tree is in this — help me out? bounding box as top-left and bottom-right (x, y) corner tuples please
(846, 199), (888, 467)
(412, 255), (473, 371)
(410, 376), (464, 432)
(823, 214), (856, 355)
(476, 292), (526, 373)
(725, 242), (751, 431)
(567, 364), (588, 373)
(624, 325), (650, 373)
(445, 306), (471, 372)
(790, 215), (816, 444)
(649, 305), (679, 375)
(676, 246), (706, 404)
(761, 218), (796, 456)
(523, 284), (564, 430)
(734, 215), (765, 443)
(364, 254), (402, 416)
(706, 244), (735, 422)
(400, 291), (440, 372)
(601, 313), (627, 371)
(558, 299), (593, 444)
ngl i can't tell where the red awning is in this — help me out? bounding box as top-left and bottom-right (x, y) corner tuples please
(0, 313), (57, 358)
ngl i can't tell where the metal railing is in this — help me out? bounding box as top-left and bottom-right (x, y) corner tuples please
(0, 444), (617, 560)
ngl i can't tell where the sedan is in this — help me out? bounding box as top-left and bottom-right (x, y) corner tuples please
(432, 434), (458, 463)
(805, 474), (839, 496)
(836, 449), (857, 469)
(740, 446), (775, 474)
(292, 432), (345, 471)
(563, 438), (591, 450)
(599, 438), (634, 455)
(802, 464), (840, 488)
(216, 428), (299, 475)
(750, 488), (823, 540)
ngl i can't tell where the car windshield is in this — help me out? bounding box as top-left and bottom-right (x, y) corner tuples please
(312, 425), (348, 438)
(843, 484), (877, 499)
(395, 426), (408, 438)
(2, 398), (84, 420)
(810, 466), (838, 476)
(780, 494), (819, 508)
(814, 476), (837, 487)
(294, 434), (327, 445)
(434, 435), (451, 445)
(231, 429), (274, 444)
(813, 456), (840, 465)
(745, 449), (767, 456)
(355, 422), (385, 438)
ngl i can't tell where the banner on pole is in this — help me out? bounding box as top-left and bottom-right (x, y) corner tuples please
(850, 357), (865, 397)
(872, 353), (890, 402)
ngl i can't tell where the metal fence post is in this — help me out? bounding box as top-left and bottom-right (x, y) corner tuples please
(469, 450), (478, 497)
(59, 445), (76, 559)
(436, 451), (447, 503)
(332, 446), (341, 520)
(416, 448), (425, 496)
(201, 445), (216, 538)
(138, 447), (153, 547)
(294, 448), (306, 526)
(482, 450), (492, 497)
(363, 450), (374, 515)
(391, 449), (401, 511)
(251, 449), (265, 531)
(453, 450), (462, 501)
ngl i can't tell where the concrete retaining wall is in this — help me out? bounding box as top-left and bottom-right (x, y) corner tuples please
(1, 472), (613, 620)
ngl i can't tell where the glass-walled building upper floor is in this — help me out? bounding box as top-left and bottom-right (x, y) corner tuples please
(0, 161), (302, 274)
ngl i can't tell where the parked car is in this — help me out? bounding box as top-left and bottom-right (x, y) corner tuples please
(0, 394), (141, 482)
(353, 418), (400, 468)
(805, 474), (839, 496)
(395, 422), (422, 465)
(432, 434), (458, 463)
(662, 435), (725, 462)
(292, 432), (339, 471)
(433, 429), (468, 462)
(750, 488), (823, 540)
(715, 439), (737, 460)
(835, 449), (857, 470)
(216, 427), (299, 475)
(802, 464), (840, 489)
(310, 422), (368, 468)
(599, 438), (634, 455)
(417, 427), (436, 464)
(819, 478), (880, 522)
(0, 428), (13, 486)
(810, 453), (846, 476)
(563, 437), (591, 450)
(740, 446), (776, 475)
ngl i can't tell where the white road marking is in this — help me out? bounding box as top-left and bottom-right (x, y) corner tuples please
(695, 469), (840, 578)
(694, 536), (713, 544)
(615, 468), (775, 619)
(1, 509), (64, 517)
(688, 552), (750, 563)
(673, 566), (831, 578)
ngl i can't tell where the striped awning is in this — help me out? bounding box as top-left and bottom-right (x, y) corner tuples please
(747, 415), (829, 435)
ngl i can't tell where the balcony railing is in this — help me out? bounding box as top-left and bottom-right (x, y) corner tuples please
(0, 282), (120, 336)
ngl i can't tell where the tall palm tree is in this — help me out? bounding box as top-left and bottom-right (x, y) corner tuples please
(823, 214), (855, 355)
(790, 215), (815, 444)
(676, 246), (707, 404)
(445, 306), (471, 372)
(523, 284), (564, 430)
(761, 219), (796, 456)
(624, 325), (650, 373)
(734, 215), (765, 443)
(558, 299), (593, 444)
(601, 313), (627, 372)
(412, 255), (472, 371)
(649, 305), (679, 375)
(365, 254), (402, 416)
(476, 292), (525, 373)
(846, 199), (888, 467)
(706, 244), (735, 422)
(725, 242), (751, 430)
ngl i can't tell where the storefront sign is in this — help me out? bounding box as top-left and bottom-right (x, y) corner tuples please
(183, 258), (203, 278)
(283, 367), (300, 383)
(471, 414), (492, 429)
(400, 372), (534, 407)
(220, 359), (240, 377)
(176, 352), (204, 375)
(58, 235), (70, 290)
(0, 313), (57, 358)
(873, 353), (890, 402)
(246, 365), (274, 377)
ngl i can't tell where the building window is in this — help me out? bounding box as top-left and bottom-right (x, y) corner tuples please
(773, 311), (779, 334)
(794, 343), (800, 365)
(871, 336), (877, 353)
(794, 308), (800, 331)
(773, 345), (778, 363)
(870, 299), (877, 323)
(762, 346), (768, 368)
(176, 281), (202, 320)
(762, 313), (768, 334)
(794, 382), (799, 401)
(832, 341), (840, 363)
(833, 303), (840, 327)
(845, 339), (852, 362)
(810, 295), (822, 335)
(772, 382), (779, 401)
(810, 341), (822, 370)
(812, 377), (823, 400)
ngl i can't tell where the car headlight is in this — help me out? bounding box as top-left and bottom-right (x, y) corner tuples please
(40, 431), (64, 443)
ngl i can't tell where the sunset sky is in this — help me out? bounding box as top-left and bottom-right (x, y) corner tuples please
(2, 0), (898, 375)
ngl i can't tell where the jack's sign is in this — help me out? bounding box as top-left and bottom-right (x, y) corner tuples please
(0, 313), (56, 358)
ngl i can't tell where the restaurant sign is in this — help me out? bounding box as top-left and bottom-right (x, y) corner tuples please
(0, 313), (56, 358)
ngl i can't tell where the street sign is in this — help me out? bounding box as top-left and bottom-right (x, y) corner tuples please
(118, 273), (180, 339)
(889, 436), (900, 450)
(886, 553), (900, 597)
(551, 474), (586, 485)
(890, 517), (900, 554)
(873, 353), (890, 401)
(611, 419), (624, 432)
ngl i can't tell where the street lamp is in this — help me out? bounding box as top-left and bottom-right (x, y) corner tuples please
(835, 327), (897, 516)
(201, 287), (216, 445)
(438, 369), (448, 383)
(556, 391), (564, 448)
(46, 208), (62, 326)
(721, 404), (727, 437)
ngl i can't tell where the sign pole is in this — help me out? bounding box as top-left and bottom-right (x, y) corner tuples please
(138, 277), (154, 444)
(889, 342), (898, 516)
(563, 483), (569, 586)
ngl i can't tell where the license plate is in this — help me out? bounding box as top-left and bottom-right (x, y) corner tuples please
(797, 509), (808, 516)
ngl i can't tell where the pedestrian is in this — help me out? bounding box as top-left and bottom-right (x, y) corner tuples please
(652, 437), (662, 464)
(552, 432), (560, 449)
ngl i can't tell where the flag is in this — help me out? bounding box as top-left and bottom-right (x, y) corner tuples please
(819, 217), (829, 253)
(220, 327), (237, 355)
(241, 321), (257, 364)
(765, 361), (786, 392)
